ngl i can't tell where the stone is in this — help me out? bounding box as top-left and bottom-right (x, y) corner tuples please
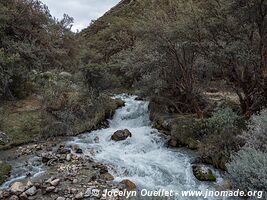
(84, 188), (92, 197)
(192, 165), (216, 182)
(168, 139), (178, 147)
(66, 154), (71, 161)
(46, 186), (56, 193)
(9, 195), (19, 200)
(25, 181), (33, 189)
(111, 129), (132, 141)
(57, 147), (71, 154)
(72, 179), (78, 184)
(59, 72), (72, 78)
(41, 152), (54, 163)
(94, 136), (100, 143)
(25, 186), (37, 196)
(74, 192), (84, 199)
(0, 131), (9, 144)
(10, 182), (26, 194)
(19, 192), (28, 200)
(100, 173), (114, 181)
(56, 197), (66, 200)
(50, 179), (60, 186)
(73, 144), (83, 154)
(120, 180), (136, 191)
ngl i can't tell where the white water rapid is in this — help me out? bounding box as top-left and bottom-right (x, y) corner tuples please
(67, 94), (229, 200)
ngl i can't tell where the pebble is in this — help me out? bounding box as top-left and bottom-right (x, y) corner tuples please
(46, 186), (56, 193)
(50, 178), (60, 186)
(74, 192), (84, 199)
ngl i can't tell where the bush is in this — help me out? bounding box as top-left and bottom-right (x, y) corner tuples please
(243, 109), (267, 152)
(227, 148), (267, 195)
(198, 108), (244, 169)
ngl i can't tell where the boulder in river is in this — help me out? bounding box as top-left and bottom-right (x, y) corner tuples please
(120, 179), (136, 191)
(72, 144), (83, 154)
(192, 164), (216, 182)
(111, 129), (132, 141)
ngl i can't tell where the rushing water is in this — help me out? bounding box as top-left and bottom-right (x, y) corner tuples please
(67, 94), (228, 200)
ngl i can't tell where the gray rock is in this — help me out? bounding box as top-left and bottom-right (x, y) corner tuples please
(46, 186), (55, 193)
(59, 72), (72, 78)
(50, 178), (60, 186)
(66, 154), (71, 161)
(74, 192), (84, 199)
(25, 186), (37, 196)
(84, 188), (92, 197)
(56, 197), (66, 200)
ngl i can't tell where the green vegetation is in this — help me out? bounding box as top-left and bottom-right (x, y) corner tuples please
(0, 160), (11, 184)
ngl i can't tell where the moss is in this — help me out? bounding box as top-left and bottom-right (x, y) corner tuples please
(193, 165), (216, 182)
(0, 160), (11, 184)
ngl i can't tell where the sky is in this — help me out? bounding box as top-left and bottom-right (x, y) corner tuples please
(42, 0), (121, 32)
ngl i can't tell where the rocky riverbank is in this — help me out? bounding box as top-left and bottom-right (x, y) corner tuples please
(0, 140), (136, 200)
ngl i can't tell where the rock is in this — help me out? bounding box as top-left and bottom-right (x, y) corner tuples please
(41, 152), (54, 163)
(56, 197), (66, 200)
(115, 99), (125, 108)
(25, 181), (33, 189)
(50, 178), (60, 186)
(94, 136), (100, 143)
(57, 147), (71, 154)
(66, 154), (71, 161)
(59, 72), (72, 78)
(101, 172), (114, 181)
(0, 131), (9, 144)
(10, 182), (26, 194)
(9, 195), (19, 200)
(75, 192), (84, 199)
(111, 129), (132, 141)
(192, 165), (216, 182)
(84, 188), (92, 197)
(168, 139), (178, 147)
(25, 186), (37, 196)
(46, 186), (55, 193)
(19, 192), (28, 200)
(120, 179), (136, 191)
(72, 179), (78, 184)
(1, 190), (10, 198)
(72, 144), (83, 154)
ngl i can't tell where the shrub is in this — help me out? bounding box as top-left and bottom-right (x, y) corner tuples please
(199, 108), (244, 169)
(227, 148), (267, 195)
(243, 109), (267, 152)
